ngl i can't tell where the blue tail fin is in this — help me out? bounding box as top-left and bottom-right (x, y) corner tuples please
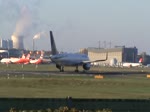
(50, 31), (58, 55)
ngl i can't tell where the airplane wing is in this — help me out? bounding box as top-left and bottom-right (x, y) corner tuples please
(82, 59), (107, 64)
(82, 53), (108, 64)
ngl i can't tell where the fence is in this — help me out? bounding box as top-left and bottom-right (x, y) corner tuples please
(0, 98), (150, 112)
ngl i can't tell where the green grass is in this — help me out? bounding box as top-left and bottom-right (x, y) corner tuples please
(0, 64), (150, 99)
(0, 75), (150, 99)
(0, 63), (55, 71)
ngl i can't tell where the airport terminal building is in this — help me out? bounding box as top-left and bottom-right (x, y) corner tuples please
(87, 46), (138, 66)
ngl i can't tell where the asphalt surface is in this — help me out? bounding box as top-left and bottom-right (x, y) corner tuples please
(0, 69), (149, 77)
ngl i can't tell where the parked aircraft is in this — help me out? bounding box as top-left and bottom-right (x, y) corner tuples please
(1, 54), (30, 64)
(30, 52), (44, 64)
(1, 58), (11, 64)
(30, 51), (51, 64)
(49, 31), (107, 72)
(122, 58), (143, 67)
(11, 54), (30, 64)
(30, 58), (43, 64)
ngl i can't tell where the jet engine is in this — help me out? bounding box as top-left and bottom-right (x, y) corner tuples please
(83, 63), (91, 70)
(56, 64), (61, 70)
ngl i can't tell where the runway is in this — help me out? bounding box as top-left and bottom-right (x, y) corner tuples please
(0, 69), (149, 77)
(0, 63), (149, 77)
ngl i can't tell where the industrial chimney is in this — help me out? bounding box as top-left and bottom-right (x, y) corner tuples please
(11, 35), (24, 49)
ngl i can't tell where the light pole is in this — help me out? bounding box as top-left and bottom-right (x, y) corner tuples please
(98, 41), (101, 49)
(33, 38), (35, 51)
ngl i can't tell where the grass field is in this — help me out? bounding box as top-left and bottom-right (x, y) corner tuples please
(0, 64), (150, 99)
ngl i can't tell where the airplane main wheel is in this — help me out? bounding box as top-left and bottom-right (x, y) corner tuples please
(75, 66), (79, 72)
(75, 69), (79, 72)
(60, 67), (64, 72)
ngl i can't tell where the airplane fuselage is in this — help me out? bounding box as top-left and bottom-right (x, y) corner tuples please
(50, 53), (89, 66)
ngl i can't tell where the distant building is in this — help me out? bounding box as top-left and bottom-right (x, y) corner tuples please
(88, 46), (138, 65)
(0, 49), (9, 60)
(0, 38), (13, 49)
(7, 39), (13, 49)
(8, 49), (23, 58)
(0, 38), (7, 49)
(79, 48), (88, 55)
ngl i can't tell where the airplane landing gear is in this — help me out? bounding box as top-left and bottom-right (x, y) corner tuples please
(60, 66), (64, 72)
(75, 66), (79, 72)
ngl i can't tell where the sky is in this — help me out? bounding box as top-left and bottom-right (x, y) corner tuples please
(0, 0), (150, 54)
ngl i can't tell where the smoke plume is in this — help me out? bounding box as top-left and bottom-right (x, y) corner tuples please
(0, 0), (52, 50)
(0, 0), (44, 49)
(33, 31), (48, 40)
(13, 6), (32, 37)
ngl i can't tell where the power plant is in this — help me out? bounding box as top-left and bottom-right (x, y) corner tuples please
(11, 35), (24, 49)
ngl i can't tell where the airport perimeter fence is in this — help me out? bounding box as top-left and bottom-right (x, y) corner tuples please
(0, 98), (150, 112)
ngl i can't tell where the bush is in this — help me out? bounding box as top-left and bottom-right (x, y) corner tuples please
(9, 107), (112, 112)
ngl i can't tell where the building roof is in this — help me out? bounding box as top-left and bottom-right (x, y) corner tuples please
(88, 47), (137, 53)
(88, 47), (123, 53)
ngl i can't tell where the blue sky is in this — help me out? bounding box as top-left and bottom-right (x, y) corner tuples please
(0, 0), (150, 54)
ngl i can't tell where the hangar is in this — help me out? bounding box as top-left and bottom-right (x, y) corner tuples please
(87, 46), (138, 66)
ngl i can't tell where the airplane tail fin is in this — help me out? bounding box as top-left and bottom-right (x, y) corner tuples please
(50, 31), (58, 55)
(40, 51), (44, 59)
(22, 54), (25, 59)
(139, 57), (143, 63)
(26, 54), (30, 59)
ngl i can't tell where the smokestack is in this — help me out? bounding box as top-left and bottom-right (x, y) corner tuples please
(11, 35), (24, 49)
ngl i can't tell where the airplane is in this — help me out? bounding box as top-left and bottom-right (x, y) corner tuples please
(30, 57), (43, 64)
(0, 58), (11, 64)
(49, 31), (108, 72)
(11, 54), (30, 64)
(42, 56), (51, 64)
(30, 52), (44, 64)
(1, 54), (25, 64)
(122, 58), (143, 67)
(30, 51), (51, 64)
(1, 54), (30, 64)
